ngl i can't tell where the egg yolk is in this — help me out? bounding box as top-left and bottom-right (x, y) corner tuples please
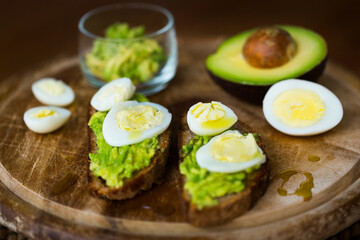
(273, 89), (325, 127)
(32, 109), (57, 118)
(38, 79), (66, 95)
(99, 84), (129, 103)
(191, 102), (236, 130)
(210, 132), (263, 163)
(116, 105), (164, 132)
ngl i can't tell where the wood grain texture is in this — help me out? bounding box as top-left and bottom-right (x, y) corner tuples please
(0, 39), (359, 239)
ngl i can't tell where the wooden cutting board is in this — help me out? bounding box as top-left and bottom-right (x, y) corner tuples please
(0, 39), (359, 240)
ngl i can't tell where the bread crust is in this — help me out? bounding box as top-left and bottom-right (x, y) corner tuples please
(178, 115), (270, 227)
(87, 107), (171, 200)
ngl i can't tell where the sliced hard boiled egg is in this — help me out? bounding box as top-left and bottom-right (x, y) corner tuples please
(32, 78), (75, 107)
(196, 130), (266, 173)
(91, 78), (136, 112)
(187, 101), (237, 136)
(102, 101), (172, 147)
(263, 79), (343, 136)
(24, 106), (71, 134)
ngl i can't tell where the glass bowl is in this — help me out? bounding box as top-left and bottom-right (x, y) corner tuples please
(78, 3), (178, 95)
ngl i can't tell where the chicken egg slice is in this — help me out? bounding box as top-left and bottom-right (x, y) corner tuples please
(263, 79), (343, 136)
(32, 78), (75, 107)
(102, 101), (172, 147)
(91, 78), (136, 112)
(196, 130), (266, 173)
(187, 101), (237, 136)
(23, 106), (71, 134)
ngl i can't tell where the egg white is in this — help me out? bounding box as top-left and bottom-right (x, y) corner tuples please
(263, 79), (343, 136)
(91, 78), (136, 112)
(187, 101), (238, 136)
(196, 130), (266, 173)
(102, 101), (172, 147)
(23, 106), (71, 134)
(32, 78), (75, 107)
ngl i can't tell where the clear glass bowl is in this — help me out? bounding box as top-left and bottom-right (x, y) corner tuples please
(78, 3), (178, 95)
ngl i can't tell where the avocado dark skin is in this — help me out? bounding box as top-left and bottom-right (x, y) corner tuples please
(208, 56), (328, 105)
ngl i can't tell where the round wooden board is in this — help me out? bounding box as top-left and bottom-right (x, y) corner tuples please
(0, 39), (359, 240)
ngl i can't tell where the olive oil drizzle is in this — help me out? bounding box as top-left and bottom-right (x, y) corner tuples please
(274, 169), (314, 201)
(308, 155), (320, 162)
(52, 172), (78, 195)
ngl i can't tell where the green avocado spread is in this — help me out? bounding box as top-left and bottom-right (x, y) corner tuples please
(86, 22), (165, 84)
(88, 94), (160, 188)
(179, 135), (261, 210)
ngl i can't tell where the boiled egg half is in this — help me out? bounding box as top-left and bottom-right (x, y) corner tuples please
(187, 101), (237, 136)
(102, 101), (172, 147)
(196, 130), (266, 173)
(263, 79), (343, 136)
(24, 106), (71, 134)
(32, 78), (75, 107)
(91, 78), (136, 112)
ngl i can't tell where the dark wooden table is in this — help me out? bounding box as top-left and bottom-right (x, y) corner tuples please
(1, 0), (359, 239)
(1, 0), (360, 80)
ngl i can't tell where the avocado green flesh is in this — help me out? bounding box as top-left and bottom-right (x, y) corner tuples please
(86, 23), (165, 84)
(179, 135), (261, 210)
(206, 25), (327, 85)
(88, 94), (160, 188)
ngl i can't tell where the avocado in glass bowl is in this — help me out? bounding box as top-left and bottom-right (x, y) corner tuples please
(79, 3), (178, 95)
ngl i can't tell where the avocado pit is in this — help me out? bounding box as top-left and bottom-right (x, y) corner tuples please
(243, 26), (297, 69)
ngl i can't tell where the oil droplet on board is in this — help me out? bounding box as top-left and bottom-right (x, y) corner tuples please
(277, 188), (288, 196)
(293, 172), (314, 201)
(64, 156), (75, 162)
(308, 155), (320, 162)
(273, 169), (314, 201)
(142, 204), (175, 217)
(52, 172), (78, 195)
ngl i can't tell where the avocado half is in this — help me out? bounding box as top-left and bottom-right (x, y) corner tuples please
(206, 25), (328, 104)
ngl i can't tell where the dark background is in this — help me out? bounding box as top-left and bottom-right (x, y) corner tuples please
(1, 0), (360, 81)
(0, 0), (359, 239)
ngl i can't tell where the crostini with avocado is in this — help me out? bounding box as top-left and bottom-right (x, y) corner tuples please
(178, 101), (270, 227)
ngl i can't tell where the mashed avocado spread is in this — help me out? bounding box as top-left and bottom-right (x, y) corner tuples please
(179, 135), (261, 210)
(88, 94), (159, 188)
(86, 22), (165, 84)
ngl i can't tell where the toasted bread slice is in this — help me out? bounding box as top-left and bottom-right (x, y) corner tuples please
(88, 107), (171, 200)
(178, 115), (270, 227)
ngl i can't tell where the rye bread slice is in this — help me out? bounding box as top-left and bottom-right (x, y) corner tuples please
(178, 115), (270, 227)
(87, 106), (171, 200)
